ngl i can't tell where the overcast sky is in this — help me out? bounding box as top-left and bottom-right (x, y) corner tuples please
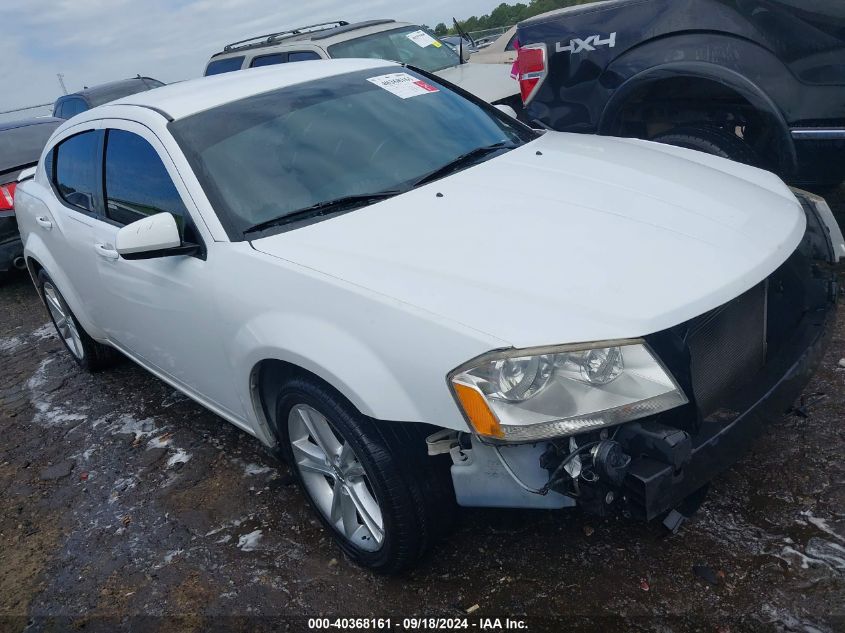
(2, 0), (507, 113)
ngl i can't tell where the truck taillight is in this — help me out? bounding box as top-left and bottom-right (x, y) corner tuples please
(517, 43), (547, 104)
(0, 183), (16, 211)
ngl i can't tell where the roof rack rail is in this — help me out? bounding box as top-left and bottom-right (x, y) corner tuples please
(223, 21), (349, 52)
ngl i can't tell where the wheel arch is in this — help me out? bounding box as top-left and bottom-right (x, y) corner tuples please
(23, 244), (102, 340)
(250, 357), (363, 447)
(598, 61), (797, 173)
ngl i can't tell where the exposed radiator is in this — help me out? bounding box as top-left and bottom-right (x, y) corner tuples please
(686, 282), (768, 418)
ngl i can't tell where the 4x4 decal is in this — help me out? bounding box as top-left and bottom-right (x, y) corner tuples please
(556, 33), (617, 54)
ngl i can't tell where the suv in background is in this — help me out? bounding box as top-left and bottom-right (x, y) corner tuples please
(205, 20), (521, 112)
(515, 0), (845, 190)
(53, 76), (164, 119)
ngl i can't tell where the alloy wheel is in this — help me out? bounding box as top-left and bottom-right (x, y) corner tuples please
(43, 282), (84, 360)
(288, 404), (385, 552)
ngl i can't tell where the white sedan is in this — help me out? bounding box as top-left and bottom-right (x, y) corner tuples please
(15, 59), (843, 573)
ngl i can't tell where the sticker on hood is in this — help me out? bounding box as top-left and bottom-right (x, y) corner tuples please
(406, 30), (442, 48)
(367, 73), (440, 99)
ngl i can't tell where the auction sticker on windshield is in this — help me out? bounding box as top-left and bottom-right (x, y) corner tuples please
(367, 73), (440, 99)
(406, 30), (442, 48)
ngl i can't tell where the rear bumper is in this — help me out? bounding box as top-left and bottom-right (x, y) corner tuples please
(624, 291), (837, 520)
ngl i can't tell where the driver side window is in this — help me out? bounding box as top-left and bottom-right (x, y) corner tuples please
(103, 129), (196, 241)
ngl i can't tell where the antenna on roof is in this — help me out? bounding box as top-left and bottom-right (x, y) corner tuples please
(56, 73), (68, 95)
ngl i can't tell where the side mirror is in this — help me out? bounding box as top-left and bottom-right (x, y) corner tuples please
(461, 46), (472, 63)
(116, 213), (195, 260)
(494, 104), (518, 119)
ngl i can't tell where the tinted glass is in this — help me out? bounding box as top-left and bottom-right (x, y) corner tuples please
(505, 35), (518, 51)
(288, 51), (321, 62)
(44, 149), (54, 182)
(54, 132), (98, 212)
(250, 53), (286, 67)
(205, 56), (245, 76)
(170, 67), (535, 239)
(62, 98), (88, 118)
(104, 130), (188, 230)
(329, 26), (459, 72)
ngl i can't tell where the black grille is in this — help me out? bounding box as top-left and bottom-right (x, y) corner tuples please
(687, 283), (768, 418)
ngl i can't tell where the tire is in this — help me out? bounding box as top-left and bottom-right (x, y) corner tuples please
(652, 125), (761, 167)
(37, 270), (117, 371)
(275, 376), (455, 574)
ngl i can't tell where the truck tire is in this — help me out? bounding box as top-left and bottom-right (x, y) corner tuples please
(275, 376), (455, 574)
(37, 269), (118, 371)
(652, 125), (761, 167)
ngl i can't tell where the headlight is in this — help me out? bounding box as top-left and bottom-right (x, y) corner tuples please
(449, 340), (688, 442)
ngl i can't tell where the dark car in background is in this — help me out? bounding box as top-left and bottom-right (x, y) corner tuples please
(515, 0), (845, 190)
(53, 76), (164, 119)
(0, 118), (62, 281)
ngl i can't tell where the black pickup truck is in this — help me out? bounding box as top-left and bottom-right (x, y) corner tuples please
(515, 0), (845, 189)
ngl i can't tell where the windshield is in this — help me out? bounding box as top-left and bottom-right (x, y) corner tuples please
(328, 26), (460, 73)
(170, 67), (536, 240)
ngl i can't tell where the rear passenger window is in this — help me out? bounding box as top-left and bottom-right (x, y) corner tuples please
(54, 131), (98, 213)
(104, 130), (190, 235)
(287, 51), (321, 62)
(251, 53), (286, 67)
(205, 57), (245, 75)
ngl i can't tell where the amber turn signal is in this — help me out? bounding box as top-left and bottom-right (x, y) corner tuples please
(453, 382), (505, 439)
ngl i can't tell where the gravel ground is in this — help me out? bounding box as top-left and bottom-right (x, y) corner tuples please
(1, 186), (844, 633)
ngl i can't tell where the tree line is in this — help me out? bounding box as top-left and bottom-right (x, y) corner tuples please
(432, 0), (599, 36)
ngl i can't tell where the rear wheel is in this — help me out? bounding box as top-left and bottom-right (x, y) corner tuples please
(652, 125), (761, 167)
(275, 376), (454, 573)
(37, 270), (117, 371)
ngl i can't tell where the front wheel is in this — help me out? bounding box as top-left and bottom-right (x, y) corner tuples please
(276, 377), (454, 573)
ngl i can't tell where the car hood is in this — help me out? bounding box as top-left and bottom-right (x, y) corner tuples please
(252, 132), (805, 348)
(434, 62), (518, 103)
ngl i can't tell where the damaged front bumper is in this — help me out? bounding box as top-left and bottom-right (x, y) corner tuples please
(446, 190), (841, 521)
(624, 282), (836, 520)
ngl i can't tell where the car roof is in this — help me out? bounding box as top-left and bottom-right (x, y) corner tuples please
(59, 77), (164, 107)
(209, 19), (414, 60)
(106, 58), (397, 121)
(0, 117), (63, 173)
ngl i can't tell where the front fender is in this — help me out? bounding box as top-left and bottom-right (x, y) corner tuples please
(233, 311), (428, 424)
(211, 246), (506, 436)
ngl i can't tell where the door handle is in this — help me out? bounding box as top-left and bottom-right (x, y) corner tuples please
(94, 243), (119, 260)
(35, 216), (53, 230)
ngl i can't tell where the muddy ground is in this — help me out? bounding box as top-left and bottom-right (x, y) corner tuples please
(1, 186), (844, 633)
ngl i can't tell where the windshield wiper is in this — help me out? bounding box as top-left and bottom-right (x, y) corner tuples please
(243, 190), (404, 237)
(411, 142), (516, 189)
